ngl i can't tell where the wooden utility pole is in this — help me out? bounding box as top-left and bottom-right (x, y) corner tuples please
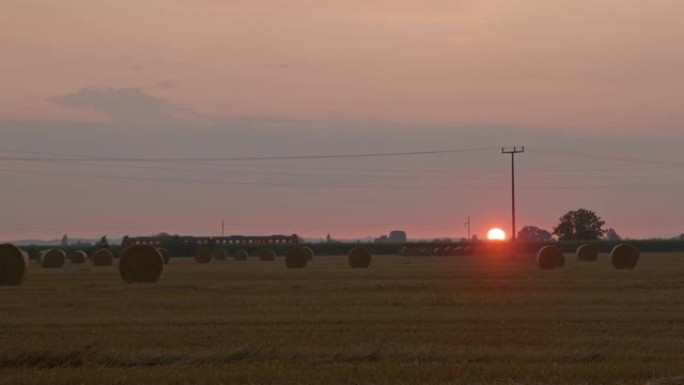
(502, 147), (524, 258)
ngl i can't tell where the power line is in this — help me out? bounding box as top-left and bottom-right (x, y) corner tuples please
(0, 167), (508, 190)
(3, 165), (684, 190)
(8, 152), (684, 181)
(0, 147), (498, 163)
(3, 147), (684, 176)
(1, 158), (504, 181)
(528, 147), (684, 168)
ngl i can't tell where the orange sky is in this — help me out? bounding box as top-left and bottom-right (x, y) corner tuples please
(1, 1), (683, 241)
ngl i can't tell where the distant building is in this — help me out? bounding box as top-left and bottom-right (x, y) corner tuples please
(374, 235), (390, 243)
(389, 230), (407, 243)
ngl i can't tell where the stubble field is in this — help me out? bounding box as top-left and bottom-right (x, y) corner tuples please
(2, 253), (684, 384)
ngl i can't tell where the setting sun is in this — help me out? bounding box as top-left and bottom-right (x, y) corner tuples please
(487, 228), (507, 241)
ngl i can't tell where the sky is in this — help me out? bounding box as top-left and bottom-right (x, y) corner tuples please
(1, 0), (684, 242)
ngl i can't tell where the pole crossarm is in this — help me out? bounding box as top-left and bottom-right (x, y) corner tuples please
(501, 146), (525, 155)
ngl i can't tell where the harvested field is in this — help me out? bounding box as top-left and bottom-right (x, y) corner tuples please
(2, 253), (684, 384)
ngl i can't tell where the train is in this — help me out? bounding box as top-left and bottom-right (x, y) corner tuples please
(121, 234), (300, 248)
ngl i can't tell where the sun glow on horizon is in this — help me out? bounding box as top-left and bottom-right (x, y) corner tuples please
(487, 228), (506, 241)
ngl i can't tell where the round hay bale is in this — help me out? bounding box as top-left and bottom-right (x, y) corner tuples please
(234, 249), (248, 261)
(420, 247), (432, 256)
(212, 248), (227, 261)
(259, 248), (276, 261)
(91, 249), (114, 266)
(463, 246), (471, 256)
(576, 244), (598, 262)
(399, 247), (407, 256)
(68, 250), (87, 264)
(39, 249), (66, 268)
(537, 245), (565, 269)
(157, 248), (171, 264)
(403, 247), (422, 257)
(443, 246), (454, 256)
(453, 246), (465, 256)
(348, 247), (371, 268)
(302, 247), (314, 261)
(195, 246), (212, 264)
(285, 247), (308, 269)
(119, 245), (164, 283)
(610, 244), (640, 270)
(0, 244), (29, 285)
(433, 247), (445, 256)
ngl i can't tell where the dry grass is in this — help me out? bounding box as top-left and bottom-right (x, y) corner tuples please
(2, 253), (684, 384)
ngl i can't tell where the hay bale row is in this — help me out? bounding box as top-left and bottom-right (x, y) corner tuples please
(574, 243), (640, 269)
(537, 245), (565, 269)
(401, 245), (471, 257)
(119, 245), (164, 283)
(610, 244), (640, 269)
(535, 243), (640, 270)
(447, 246), (466, 256)
(39, 249), (66, 268)
(68, 250), (88, 264)
(92, 249), (114, 266)
(348, 247), (371, 268)
(402, 247), (422, 257)
(0, 244), (29, 285)
(197, 247), (283, 263)
(259, 248), (276, 261)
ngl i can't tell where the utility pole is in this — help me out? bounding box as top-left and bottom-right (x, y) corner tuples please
(502, 146), (524, 257)
(465, 216), (471, 241)
(221, 219), (225, 237)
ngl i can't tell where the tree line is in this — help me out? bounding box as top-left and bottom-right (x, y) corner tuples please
(518, 208), (622, 242)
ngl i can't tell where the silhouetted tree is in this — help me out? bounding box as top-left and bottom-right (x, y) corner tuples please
(605, 228), (622, 241)
(518, 226), (553, 242)
(553, 209), (606, 241)
(61, 234), (69, 247)
(96, 235), (110, 249)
